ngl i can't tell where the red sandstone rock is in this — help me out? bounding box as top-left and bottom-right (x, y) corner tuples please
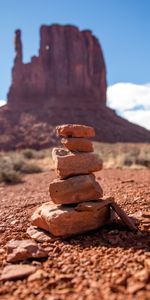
(56, 124), (95, 138)
(49, 174), (103, 204)
(28, 269), (49, 281)
(8, 25), (106, 109)
(145, 258), (150, 270)
(14, 29), (22, 64)
(61, 137), (94, 152)
(142, 211), (150, 218)
(133, 269), (149, 283)
(110, 201), (137, 231)
(127, 281), (146, 294)
(52, 148), (103, 179)
(26, 226), (54, 243)
(6, 239), (48, 262)
(0, 24), (149, 151)
(0, 264), (36, 281)
(31, 201), (112, 237)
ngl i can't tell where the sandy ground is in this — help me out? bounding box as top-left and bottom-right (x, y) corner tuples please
(0, 168), (150, 300)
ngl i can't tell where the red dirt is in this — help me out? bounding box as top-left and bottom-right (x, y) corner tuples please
(0, 169), (150, 300)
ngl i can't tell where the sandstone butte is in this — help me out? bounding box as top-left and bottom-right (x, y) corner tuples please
(0, 24), (150, 150)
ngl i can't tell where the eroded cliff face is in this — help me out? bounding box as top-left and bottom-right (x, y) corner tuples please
(0, 24), (149, 150)
(7, 24), (106, 109)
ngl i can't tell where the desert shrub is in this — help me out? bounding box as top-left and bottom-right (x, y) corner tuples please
(10, 153), (43, 173)
(13, 157), (26, 171)
(135, 153), (150, 168)
(94, 142), (150, 169)
(22, 149), (37, 159)
(12, 157), (42, 173)
(1, 169), (21, 184)
(0, 156), (13, 174)
(0, 153), (42, 184)
(22, 148), (46, 159)
(121, 152), (137, 166)
(0, 156), (22, 183)
(20, 162), (42, 174)
(136, 148), (150, 168)
(122, 157), (134, 167)
(135, 158), (150, 168)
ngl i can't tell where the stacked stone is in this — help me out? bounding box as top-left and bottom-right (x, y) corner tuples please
(31, 124), (113, 237)
(50, 124), (103, 205)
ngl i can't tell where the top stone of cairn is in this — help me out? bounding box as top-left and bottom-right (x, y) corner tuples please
(56, 124), (95, 138)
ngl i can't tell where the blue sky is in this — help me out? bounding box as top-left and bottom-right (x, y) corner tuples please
(0, 0), (150, 129)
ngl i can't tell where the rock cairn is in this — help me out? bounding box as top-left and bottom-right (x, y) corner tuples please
(31, 124), (112, 237)
(31, 124), (136, 237)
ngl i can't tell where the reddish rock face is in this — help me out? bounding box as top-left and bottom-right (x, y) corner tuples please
(7, 24), (106, 109)
(0, 24), (150, 150)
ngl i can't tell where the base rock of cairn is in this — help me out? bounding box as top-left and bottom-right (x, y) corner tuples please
(31, 124), (136, 237)
(31, 201), (113, 237)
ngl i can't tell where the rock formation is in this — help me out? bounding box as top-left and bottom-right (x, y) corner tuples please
(0, 24), (150, 150)
(31, 124), (136, 237)
(7, 24), (106, 109)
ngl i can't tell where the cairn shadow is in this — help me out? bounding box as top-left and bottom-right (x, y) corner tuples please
(63, 221), (150, 251)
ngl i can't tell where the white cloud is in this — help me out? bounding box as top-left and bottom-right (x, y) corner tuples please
(121, 109), (150, 130)
(107, 83), (150, 130)
(0, 100), (6, 107)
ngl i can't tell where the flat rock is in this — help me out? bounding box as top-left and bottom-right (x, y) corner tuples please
(6, 239), (48, 262)
(26, 226), (55, 242)
(133, 269), (149, 283)
(145, 258), (150, 270)
(0, 264), (36, 281)
(56, 124), (95, 138)
(110, 201), (137, 231)
(28, 269), (49, 281)
(127, 281), (146, 294)
(49, 174), (103, 204)
(31, 200), (112, 237)
(142, 211), (150, 218)
(52, 148), (103, 179)
(61, 137), (94, 152)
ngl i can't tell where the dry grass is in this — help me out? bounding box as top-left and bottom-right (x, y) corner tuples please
(0, 143), (149, 184)
(0, 151), (43, 184)
(94, 142), (150, 168)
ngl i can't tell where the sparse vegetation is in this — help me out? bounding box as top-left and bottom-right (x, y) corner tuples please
(0, 169), (21, 184)
(22, 149), (36, 159)
(0, 143), (149, 184)
(20, 162), (42, 174)
(22, 148), (46, 159)
(0, 151), (43, 184)
(94, 142), (150, 169)
(0, 156), (22, 184)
